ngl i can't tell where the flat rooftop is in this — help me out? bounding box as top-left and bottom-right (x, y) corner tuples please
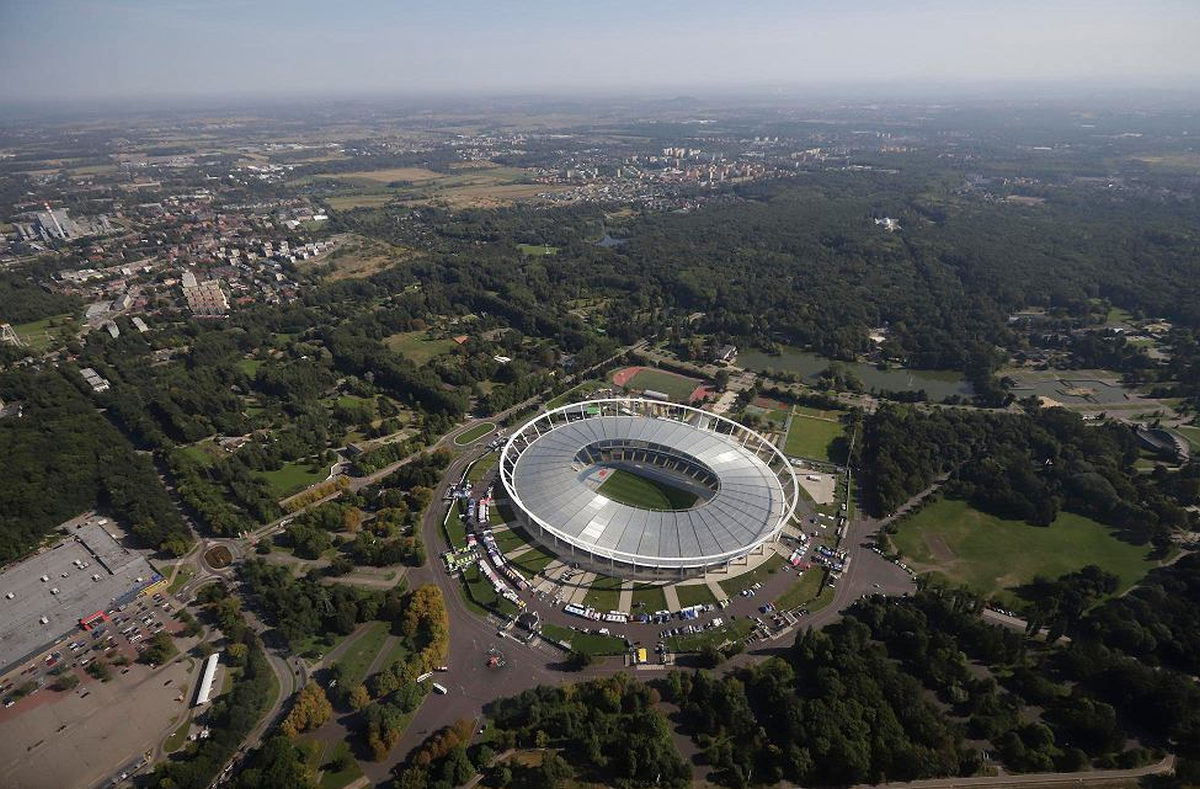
(0, 517), (160, 674)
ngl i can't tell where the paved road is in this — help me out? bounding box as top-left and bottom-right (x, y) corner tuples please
(846, 754), (1175, 789)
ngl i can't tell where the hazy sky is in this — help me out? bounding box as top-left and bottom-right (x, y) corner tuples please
(2, 0), (1198, 102)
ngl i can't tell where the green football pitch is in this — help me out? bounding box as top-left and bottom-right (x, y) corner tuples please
(597, 469), (698, 511)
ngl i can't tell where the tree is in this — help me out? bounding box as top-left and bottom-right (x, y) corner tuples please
(279, 683), (333, 738)
(53, 673), (80, 691)
(140, 631), (179, 665)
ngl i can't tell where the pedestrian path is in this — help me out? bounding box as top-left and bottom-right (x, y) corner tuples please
(617, 580), (634, 612)
(704, 577), (725, 601)
(663, 583), (681, 610)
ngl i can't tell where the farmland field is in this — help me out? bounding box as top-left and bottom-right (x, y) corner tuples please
(893, 499), (1157, 603)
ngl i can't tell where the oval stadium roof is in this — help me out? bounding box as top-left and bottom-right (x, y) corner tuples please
(502, 400), (796, 570)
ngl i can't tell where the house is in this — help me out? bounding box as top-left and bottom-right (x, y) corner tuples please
(714, 344), (738, 365)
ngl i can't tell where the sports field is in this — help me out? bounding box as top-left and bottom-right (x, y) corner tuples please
(893, 499), (1157, 602)
(612, 366), (703, 402)
(597, 469), (698, 511)
(784, 409), (846, 462)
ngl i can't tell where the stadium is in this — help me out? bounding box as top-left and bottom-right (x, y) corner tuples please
(500, 398), (800, 578)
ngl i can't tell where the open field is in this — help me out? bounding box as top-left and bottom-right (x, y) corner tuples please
(317, 235), (418, 279)
(893, 499), (1158, 603)
(542, 624), (627, 656)
(674, 583), (717, 608)
(325, 193), (395, 211)
(10, 314), (74, 352)
(384, 330), (458, 365)
(320, 167), (445, 184)
(597, 469), (698, 511)
(784, 410), (846, 462)
(258, 460), (329, 498)
(612, 366), (703, 402)
(467, 452), (499, 484)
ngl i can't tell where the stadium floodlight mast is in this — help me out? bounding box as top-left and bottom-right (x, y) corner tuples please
(500, 398), (800, 579)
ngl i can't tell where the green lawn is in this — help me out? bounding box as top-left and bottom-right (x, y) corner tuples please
(384, 331), (458, 364)
(443, 503), (467, 550)
(467, 452), (499, 484)
(630, 583), (668, 612)
(620, 367), (703, 402)
(167, 565), (195, 594)
(236, 358), (263, 376)
(507, 544), (558, 576)
(776, 567), (828, 610)
(566, 630), (628, 656)
(1176, 425), (1200, 451)
(492, 526), (531, 554)
(517, 243), (559, 256)
(597, 468), (698, 511)
(258, 460), (329, 498)
(674, 583), (717, 608)
(667, 619), (754, 653)
(163, 712), (192, 753)
(455, 422), (495, 446)
(893, 499), (1158, 603)
(462, 565), (519, 617)
(583, 575), (624, 612)
(719, 555), (786, 598)
(784, 411), (846, 462)
(334, 621), (391, 687)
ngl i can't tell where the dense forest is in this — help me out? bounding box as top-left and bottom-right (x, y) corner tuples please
(0, 370), (192, 560)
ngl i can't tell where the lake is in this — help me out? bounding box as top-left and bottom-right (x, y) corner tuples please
(738, 346), (973, 400)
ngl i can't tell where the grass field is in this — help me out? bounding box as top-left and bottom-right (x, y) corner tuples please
(507, 544), (558, 576)
(719, 555), (786, 597)
(517, 243), (559, 256)
(667, 618), (754, 653)
(893, 499), (1158, 603)
(167, 565), (195, 595)
(674, 583), (717, 608)
(467, 452), (499, 484)
(163, 712), (193, 753)
(583, 575), (624, 612)
(11, 314), (73, 352)
(335, 621), (391, 687)
(544, 378), (606, 410)
(617, 367), (702, 402)
(384, 330), (458, 364)
(444, 502), (467, 550)
(776, 567), (829, 610)
(455, 422), (495, 446)
(1177, 425), (1200, 451)
(258, 460), (329, 498)
(462, 565), (520, 617)
(597, 469), (698, 511)
(784, 410), (846, 462)
(492, 526), (532, 554)
(630, 583), (668, 612)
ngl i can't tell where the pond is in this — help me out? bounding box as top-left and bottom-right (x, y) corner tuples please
(738, 346), (973, 400)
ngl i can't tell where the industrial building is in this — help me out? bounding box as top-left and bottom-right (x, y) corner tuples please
(500, 399), (799, 578)
(0, 516), (163, 674)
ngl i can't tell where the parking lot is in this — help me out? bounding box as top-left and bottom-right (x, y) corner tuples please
(0, 593), (191, 789)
